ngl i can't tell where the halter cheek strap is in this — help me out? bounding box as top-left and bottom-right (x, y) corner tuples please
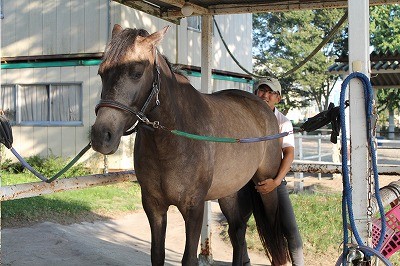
(95, 49), (161, 135)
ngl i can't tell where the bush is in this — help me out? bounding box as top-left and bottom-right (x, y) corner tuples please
(2, 154), (91, 179)
(1, 158), (24, 173)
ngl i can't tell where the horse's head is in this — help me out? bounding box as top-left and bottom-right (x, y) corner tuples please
(91, 25), (169, 155)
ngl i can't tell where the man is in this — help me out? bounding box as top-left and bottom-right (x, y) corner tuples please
(255, 77), (305, 266)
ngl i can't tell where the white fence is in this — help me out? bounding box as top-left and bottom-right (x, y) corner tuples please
(291, 132), (400, 191)
(294, 133), (332, 180)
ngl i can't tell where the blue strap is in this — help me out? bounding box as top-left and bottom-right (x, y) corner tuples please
(340, 72), (387, 259)
(238, 131), (290, 143)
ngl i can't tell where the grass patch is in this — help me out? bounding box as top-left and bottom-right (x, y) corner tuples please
(292, 192), (343, 252)
(242, 191), (400, 264)
(240, 192), (343, 255)
(1, 171), (142, 227)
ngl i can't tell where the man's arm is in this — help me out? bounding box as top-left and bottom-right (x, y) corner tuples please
(255, 146), (294, 194)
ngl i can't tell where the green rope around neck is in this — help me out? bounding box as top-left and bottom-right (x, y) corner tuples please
(171, 130), (238, 143)
(170, 129), (290, 143)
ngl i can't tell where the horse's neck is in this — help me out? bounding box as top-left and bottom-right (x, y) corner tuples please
(154, 59), (206, 128)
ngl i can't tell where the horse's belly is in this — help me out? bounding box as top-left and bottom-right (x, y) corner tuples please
(205, 173), (253, 200)
(204, 149), (262, 200)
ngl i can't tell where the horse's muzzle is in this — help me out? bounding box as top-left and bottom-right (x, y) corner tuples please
(91, 122), (122, 155)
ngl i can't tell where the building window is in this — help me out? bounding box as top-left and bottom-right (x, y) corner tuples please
(0, 84), (16, 121)
(187, 16), (201, 31)
(0, 0), (4, 19)
(0, 83), (83, 126)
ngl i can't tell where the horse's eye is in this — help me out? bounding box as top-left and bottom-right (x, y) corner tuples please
(132, 72), (143, 80)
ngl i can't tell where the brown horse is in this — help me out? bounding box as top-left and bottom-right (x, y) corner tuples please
(91, 25), (288, 265)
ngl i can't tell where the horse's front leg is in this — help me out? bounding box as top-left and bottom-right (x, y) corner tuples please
(179, 201), (205, 266)
(142, 194), (169, 266)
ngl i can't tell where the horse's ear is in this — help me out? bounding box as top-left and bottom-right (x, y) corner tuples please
(112, 24), (123, 39)
(146, 26), (170, 46)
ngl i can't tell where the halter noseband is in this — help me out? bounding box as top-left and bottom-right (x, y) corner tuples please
(95, 50), (161, 135)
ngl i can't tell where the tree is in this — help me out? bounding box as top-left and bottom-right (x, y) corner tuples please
(253, 9), (347, 114)
(370, 4), (400, 138)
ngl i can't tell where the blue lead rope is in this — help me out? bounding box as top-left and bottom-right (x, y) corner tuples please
(340, 72), (387, 262)
(238, 131), (290, 143)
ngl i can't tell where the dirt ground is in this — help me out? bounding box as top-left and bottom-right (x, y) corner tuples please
(2, 201), (268, 266)
(2, 174), (400, 266)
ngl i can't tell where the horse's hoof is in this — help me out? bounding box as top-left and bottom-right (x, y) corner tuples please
(243, 260), (251, 266)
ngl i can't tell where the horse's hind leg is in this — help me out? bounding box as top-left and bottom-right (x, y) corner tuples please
(142, 195), (169, 266)
(219, 181), (253, 266)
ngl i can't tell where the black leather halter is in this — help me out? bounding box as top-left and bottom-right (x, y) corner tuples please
(95, 50), (161, 135)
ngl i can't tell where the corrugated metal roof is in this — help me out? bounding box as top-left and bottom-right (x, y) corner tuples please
(113, 0), (399, 23)
(328, 50), (400, 88)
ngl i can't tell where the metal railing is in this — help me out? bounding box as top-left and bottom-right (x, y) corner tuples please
(292, 131), (400, 176)
(294, 133), (332, 180)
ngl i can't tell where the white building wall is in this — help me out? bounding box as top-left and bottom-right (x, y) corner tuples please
(176, 14), (252, 73)
(2, 0), (252, 74)
(2, 0), (109, 56)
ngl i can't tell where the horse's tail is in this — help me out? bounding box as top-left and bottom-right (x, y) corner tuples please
(246, 180), (289, 265)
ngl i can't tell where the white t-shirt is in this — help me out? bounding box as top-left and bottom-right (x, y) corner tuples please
(274, 108), (295, 149)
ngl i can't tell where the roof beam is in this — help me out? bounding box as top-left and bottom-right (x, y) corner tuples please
(206, 1), (350, 15)
(114, 0), (160, 16)
(163, 1), (347, 19)
(112, 0), (182, 23)
(205, 0), (399, 16)
(120, 0), (400, 20)
(160, 0), (208, 18)
(159, 0), (207, 13)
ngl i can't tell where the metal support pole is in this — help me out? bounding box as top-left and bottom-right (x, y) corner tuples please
(200, 15), (213, 94)
(199, 14), (213, 266)
(0, 149), (2, 262)
(103, 155), (109, 174)
(294, 133), (304, 192)
(318, 133), (322, 180)
(1, 15), (3, 262)
(348, 0), (371, 247)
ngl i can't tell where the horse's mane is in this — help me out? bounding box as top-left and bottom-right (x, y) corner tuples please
(162, 55), (188, 79)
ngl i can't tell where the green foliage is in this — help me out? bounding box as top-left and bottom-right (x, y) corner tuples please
(370, 5), (400, 51)
(1, 158), (24, 173)
(370, 5), (400, 118)
(376, 88), (400, 118)
(1, 154), (91, 179)
(253, 5), (400, 119)
(253, 9), (346, 113)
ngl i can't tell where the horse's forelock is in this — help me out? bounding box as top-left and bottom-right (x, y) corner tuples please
(99, 27), (185, 80)
(100, 28), (150, 71)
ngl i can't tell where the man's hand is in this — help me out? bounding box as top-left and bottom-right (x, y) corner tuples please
(255, 179), (280, 194)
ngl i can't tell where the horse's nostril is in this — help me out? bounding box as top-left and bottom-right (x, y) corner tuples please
(105, 131), (112, 142)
